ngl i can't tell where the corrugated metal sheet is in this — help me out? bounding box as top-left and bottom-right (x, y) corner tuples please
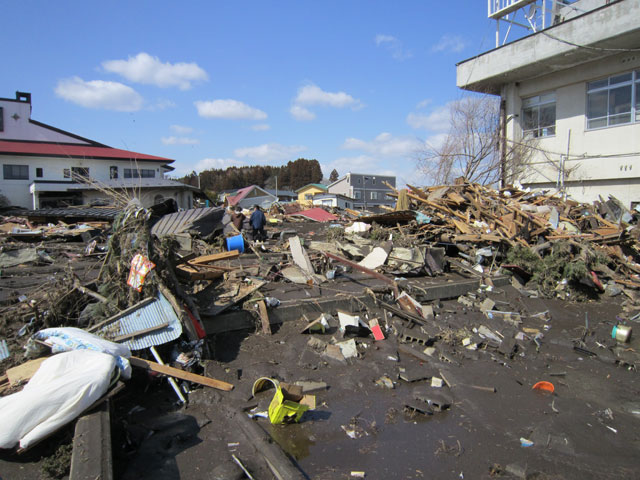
(151, 206), (224, 237)
(0, 339), (9, 361)
(21, 207), (121, 220)
(100, 291), (182, 351)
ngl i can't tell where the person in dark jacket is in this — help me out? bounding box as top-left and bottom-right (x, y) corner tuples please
(230, 206), (245, 232)
(249, 205), (267, 241)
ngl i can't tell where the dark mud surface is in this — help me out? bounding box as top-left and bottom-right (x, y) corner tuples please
(1, 261), (638, 479)
(114, 287), (638, 479)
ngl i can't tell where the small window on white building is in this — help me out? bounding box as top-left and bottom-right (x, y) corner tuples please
(587, 71), (637, 129)
(36, 168), (43, 178)
(124, 168), (155, 178)
(110, 166), (118, 179)
(3, 164), (28, 180)
(522, 92), (556, 137)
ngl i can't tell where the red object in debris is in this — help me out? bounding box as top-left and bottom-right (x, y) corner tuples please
(369, 319), (385, 341)
(288, 208), (338, 222)
(532, 381), (554, 393)
(590, 271), (605, 291)
(184, 305), (207, 339)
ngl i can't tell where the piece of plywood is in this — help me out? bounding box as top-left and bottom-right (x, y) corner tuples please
(257, 300), (272, 335)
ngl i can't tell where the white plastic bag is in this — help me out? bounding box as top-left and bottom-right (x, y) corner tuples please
(0, 350), (116, 449)
(32, 327), (131, 379)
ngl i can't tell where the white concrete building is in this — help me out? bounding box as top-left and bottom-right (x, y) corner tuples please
(457, 0), (640, 208)
(0, 91), (197, 209)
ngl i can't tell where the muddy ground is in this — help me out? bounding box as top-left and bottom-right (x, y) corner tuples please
(1, 229), (639, 479)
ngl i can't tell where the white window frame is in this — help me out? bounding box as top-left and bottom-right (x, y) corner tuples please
(370, 191), (379, 200)
(586, 70), (639, 130)
(522, 92), (556, 138)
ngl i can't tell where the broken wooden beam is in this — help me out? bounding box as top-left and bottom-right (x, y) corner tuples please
(130, 356), (234, 391)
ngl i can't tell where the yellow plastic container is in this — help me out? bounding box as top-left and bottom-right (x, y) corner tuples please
(268, 385), (309, 424)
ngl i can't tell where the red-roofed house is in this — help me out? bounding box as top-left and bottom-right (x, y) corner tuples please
(0, 91), (198, 209)
(224, 185), (277, 209)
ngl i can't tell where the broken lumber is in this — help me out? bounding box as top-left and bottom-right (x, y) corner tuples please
(130, 356), (234, 391)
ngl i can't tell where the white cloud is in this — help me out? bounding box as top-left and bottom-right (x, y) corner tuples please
(170, 125), (193, 134)
(342, 132), (425, 157)
(290, 84), (362, 121)
(289, 105), (316, 121)
(432, 34), (466, 53)
(406, 104), (451, 131)
(195, 99), (267, 120)
(251, 124), (271, 131)
(161, 136), (199, 145)
(375, 34), (413, 61)
(234, 143), (306, 162)
(416, 99), (432, 109)
(54, 77), (143, 111)
(294, 84), (361, 108)
(102, 52), (208, 90)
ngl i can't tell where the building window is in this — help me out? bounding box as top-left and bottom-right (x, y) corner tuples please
(357, 178), (361, 184)
(124, 168), (155, 178)
(370, 191), (379, 200)
(372, 178), (376, 185)
(354, 190), (362, 199)
(36, 168), (43, 178)
(522, 92), (556, 137)
(3, 164), (28, 180)
(587, 71), (640, 129)
(110, 166), (118, 179)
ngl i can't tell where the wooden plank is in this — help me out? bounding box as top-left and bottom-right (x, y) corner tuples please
(190, 250), (240, 265)
(6, 356), (48, 386)
(130, 356), (234, 391)
(176, 264), (225, 280)
(257, 300), (272, 335)
(452, 219), (471, 234)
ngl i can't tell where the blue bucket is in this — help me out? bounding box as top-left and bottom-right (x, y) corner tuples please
(225, 234), (245, 253)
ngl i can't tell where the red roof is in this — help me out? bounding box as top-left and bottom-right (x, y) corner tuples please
(288, 208), (338, 222)
(226, 185), (254, 206)
(0, 140), (173, 163)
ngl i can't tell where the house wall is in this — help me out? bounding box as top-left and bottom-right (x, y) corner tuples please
(81, 188), (193, 210)
(0, 99), (88, 144)
(0, 154), (167, 208)
(504, 51), (640, 207)
(312, 195), (353, 209)
(297, 186), (326, 206)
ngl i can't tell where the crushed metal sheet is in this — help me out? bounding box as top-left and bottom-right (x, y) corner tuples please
(151, 206), (225, 237)
(99, 291), (182, 351)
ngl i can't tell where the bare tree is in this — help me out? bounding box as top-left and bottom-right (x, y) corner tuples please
(417, 94), (534, 186)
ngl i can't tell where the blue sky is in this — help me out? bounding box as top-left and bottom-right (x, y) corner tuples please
(1, 1), (501, 186)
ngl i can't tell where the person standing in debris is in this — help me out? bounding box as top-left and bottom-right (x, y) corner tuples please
(250, 205), (267, 241)
(231, 206), (245, 232)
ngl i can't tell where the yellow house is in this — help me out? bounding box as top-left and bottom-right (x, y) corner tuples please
(296, 183), (327, 206)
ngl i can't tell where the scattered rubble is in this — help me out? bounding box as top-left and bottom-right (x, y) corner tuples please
(0, 181), (639, 479)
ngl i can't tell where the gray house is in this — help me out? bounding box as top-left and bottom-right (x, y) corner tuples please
(327, 173), (396, 209)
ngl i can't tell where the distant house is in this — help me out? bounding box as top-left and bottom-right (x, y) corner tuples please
(311, 193), (354, 209)
(225, 185), (277, 209)
(296, 183), (327, 206)
(328, 173), (396, 209)
(0, 91), (197, 209)
(264, 189), (297, 203)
